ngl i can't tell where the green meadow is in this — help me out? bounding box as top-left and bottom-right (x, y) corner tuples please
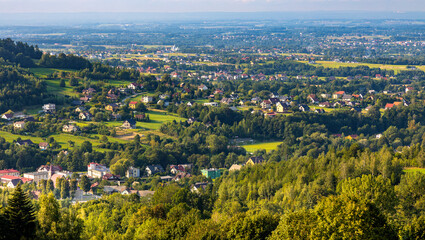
(242, 141), (283, 153)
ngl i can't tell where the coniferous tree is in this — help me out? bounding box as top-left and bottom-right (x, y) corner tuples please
(5, 184), (36, 239)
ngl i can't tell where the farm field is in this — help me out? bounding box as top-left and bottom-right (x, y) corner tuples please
(302, 61), (425, 74)
(241, 141), (282, 153)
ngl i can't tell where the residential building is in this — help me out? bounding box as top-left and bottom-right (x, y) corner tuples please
(129, 101), (138, 109)
(201, 168), (221, 179)
(39, 142), (49, 150)
(145, 165), (165, 176)
(105, 103), (119, 111)
(16, 139), (34, 146)
(23, 171), (49, 183)
(333, 91), (345, 99)
(79, 112), (92, 121)
(126, 166), (141, 178)
(122, 119), (136, 129)
(191, 182), (209, 193)
(42, 103), (56, 113)
(229, 164), (243, 171)
(0, 169), (20, 177)
(63, 124), (79, 133)
(87, 162), (110, 178)
(1, 113), (13, 121)
(142, 96), (154, 103)
(13, 121), (25, 129)
(246, 156), (265, 166)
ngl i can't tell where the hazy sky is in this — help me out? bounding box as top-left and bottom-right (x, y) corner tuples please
(1, 0), (425, 13)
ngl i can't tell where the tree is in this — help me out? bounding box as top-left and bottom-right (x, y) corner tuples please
(80, 141), (92, 153)
(5, 184), (36, 239)
(37, 193), (60, 239)
(79, 175), (91, 194)
(61, 180), (70, 199)
(311, 195), (397, 240)
(59, 79), (65, 87)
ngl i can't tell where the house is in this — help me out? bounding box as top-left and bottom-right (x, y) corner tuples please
(229, 164), (243, 171)
(103, 186), (127, 194)
(0, 169), (20, 177)
(320, 93), (330, 99)
(128, 82), (139, 90)
(314, 109), (326, 113)
(122, 119), (136, 129)
(126, 166), (141, 178)
(1, 113), (13, 121)
(129, 101), (138, 109)
(203, 102), (218, 107)
(141, 96), (153, 103)
(79, 112), (93, 121)
(23, 171), (49, 183)
(0, 175), (22, 188)
(170, 164), (192, 175)
(342, 94), (353, 101)
(42, 103), (56, 113)
(39, 142), (49, 150)
(173, 172), (191, 181)
(406, 87), (414, 93)
(135, 114), (146, 121)
(75, 107), (86, 113)
(16, 139), (34, 146)
(145, 165), (165, 176)
(80, 96), (92, 103)
(198, 84), (208, 91)
(201, 168), (221, 179)
(299, 105), (310, 112)
(37, 164), (63, 173)
(102, 173), (120, 181)
(308, 94), (319, 104)
(261, 100), (272, 109)
(87, 162), (110, 178)
(246, 156), (265, 166)
(319, 102), (331, 108)
(186, 101), (195, 107)
(82, 88), (96, 95)
(333, 91), (345, 99)
(105, 103), (119, 111)
(220, 98), (233, 105)
(276, 102), (289, 113)
(191, 182), (209, 193)
(13, 121), (26, 129)
(187, 117), (196, 124)
(63, 124), (79, 133)
(251, 97), (262, 104)
(159, 94), (169, 100)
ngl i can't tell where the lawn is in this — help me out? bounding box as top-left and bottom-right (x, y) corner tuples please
(403, 167), (425, 174)
(241, 141), (283, 153)
(137, 111), (187, 130)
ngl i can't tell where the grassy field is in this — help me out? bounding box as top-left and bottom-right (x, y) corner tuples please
(403, 167), (425, 174)
(241, 141), (283, 153)
(0, 130), (127, 151)
(137, 111), (187, 130)
(302, 61), (425, 74)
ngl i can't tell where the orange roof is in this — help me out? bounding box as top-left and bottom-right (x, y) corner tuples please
(0, 169), (19, 174)
(394, 102), (402, 106)
(335, 91), (345, 95)
(1, 175), (20, 180)
(129, 101), (138, 105)
(385, 103), (394, 108)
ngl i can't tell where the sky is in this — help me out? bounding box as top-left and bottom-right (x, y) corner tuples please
(1, 0), (425, 13)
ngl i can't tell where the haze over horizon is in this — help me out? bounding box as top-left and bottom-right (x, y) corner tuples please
(1, 0), (425, 13)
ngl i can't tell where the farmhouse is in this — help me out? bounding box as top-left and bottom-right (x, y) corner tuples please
(122, 119), (136, 129)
